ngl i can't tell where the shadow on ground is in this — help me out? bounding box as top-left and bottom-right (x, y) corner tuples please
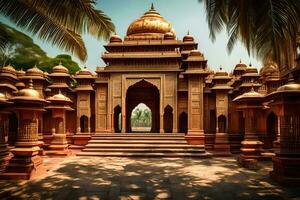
(0, 157), (299, 200)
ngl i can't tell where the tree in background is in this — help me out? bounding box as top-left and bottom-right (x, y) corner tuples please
(39, 54), (80, 75)
(199, 0), (300, 72)
(0, 23), (81, 75)
(0, 0), (115, 62)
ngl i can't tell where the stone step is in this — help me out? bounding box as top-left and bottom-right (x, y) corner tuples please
(85, 144), (203, 148)
(82, 148), (206, 153)
(77, 152), (211, 158)
(88, 140), (187, 144)
(90, 136), (185, 140)
(92, 133), (185, 137)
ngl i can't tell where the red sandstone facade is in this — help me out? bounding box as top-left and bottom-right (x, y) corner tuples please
(0, 5), (299, 184)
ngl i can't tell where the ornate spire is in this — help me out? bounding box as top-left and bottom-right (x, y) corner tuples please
(150, 3), (155, 10)
(28, 79), (33, 89)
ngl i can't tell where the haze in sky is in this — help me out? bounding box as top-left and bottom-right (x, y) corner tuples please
(1, 0), (262, 72)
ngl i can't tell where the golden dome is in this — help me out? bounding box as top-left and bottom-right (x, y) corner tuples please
(110, 34), (122, 43)
(234, 60), (247, 71)
(16, 69), (25, 77)
(233, 88), (264, 102)
(183, 31), (194, 42)
(277, 76), (300, 92)
(126, 4), (176, 37)
(2, 64), (16, 73)
(47, 90), (72, 103)
(77, 66), (93, 76)
(14, 79), (41, 100)
(26, 65), (44, 77)
(52, 62), (69, 74)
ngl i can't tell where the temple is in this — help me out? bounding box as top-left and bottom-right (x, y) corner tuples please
(0, 5), (299, 185)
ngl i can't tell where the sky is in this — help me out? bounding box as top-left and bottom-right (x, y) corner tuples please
(0, 0), (262, 72)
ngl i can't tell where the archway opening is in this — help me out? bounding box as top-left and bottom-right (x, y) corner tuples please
(114, 105), (122, 133)
(179, 112), (188, 134)
(218, 115), (227, 133)
(266, 112), (278, 148)
(126, 80), (159, 133)
(163, 105), (173, 133)
(8, 112), (18, 145)
(131, 103), (152, 133)
(80, 115), (88, 133)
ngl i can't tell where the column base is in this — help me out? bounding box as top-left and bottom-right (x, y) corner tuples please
(46, 134), (71, 156)
(270, 153), (300, 186)
(185, 131), (205, 145)
(72, 135), (91, 145)
(213, 133), (231, 156)
(238, 155), (259, 170)
(0, 143), (10, 172)
(0, 146), (44, 180)
(238, 140), (263, 169)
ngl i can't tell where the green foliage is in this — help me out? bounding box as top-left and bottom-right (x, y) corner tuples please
(199, 0), (300, 70)
(0, 0), (115, 61)
(0, 22), (49, 69)
(39, 54), (80, 75)
(0, 23), (81, 74)
(131, 107), (152, 128)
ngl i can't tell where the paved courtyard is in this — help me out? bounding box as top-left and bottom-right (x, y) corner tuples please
(0, 156), (299, 200)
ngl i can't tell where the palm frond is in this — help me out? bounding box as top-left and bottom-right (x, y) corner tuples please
(0, 0), (87, 61)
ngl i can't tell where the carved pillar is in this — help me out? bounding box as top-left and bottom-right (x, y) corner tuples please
(185, 76), (205, 144)
(0, 113), (10, 172)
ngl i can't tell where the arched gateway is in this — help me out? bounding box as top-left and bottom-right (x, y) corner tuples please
(126, 80), (160, 133)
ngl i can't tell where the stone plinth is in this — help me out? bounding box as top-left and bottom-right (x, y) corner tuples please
(213, 133), (231, 156)
(47, 133), (71, 156)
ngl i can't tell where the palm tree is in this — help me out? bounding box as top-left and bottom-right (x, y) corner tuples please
(0, 0), (115, 62)
(199, 0), (300, 71)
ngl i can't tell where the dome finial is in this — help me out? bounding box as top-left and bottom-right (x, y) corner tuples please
(187, 30), (190, 35)
(58, 89), (62, 94)
(240, 59), (242, 63)
(59, 61), (62, 66)
(28, 79), (34, 89)
(219, 66), (223, 71)
(150, 3), (155, 10)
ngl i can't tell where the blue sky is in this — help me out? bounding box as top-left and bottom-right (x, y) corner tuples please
(1, 0), (262, 72)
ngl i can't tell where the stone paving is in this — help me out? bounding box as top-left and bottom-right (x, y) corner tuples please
(0, 156), (299, 200)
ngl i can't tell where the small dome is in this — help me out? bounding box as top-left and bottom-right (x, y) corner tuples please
(52, 62), (69, 74)
(260, 61), (279, 77)
(245, 66), (258, 74)
(233, 88), (264, 102)
(183, 32), (194, 42)
(215, 67), (228, 77)
(77, 67), (93, 76)
(16, 69), (25, 77)
(47, 90), (72, 103)
(126, 4), (176, 37)
(26, 65), (44, 77)
(189, 50), (202, 57)
(234, 60), (247, 71)
(164, 32), (175, 40)
(277, 76), (300, 92)
(1, 64), (17, 76)
(15, 81), (26, 89)
(110, 34), (122, 43)
(15, 79), (41, 99)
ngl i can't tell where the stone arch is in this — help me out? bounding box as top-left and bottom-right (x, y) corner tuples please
(266, 112), (278, 148)
(114, 105), (122, 133)
(163, 105), (173, 133)
(80, 115), (88, 133)
(126, 80), (160, 133)
(178, 112), (188, 134)
(218, 115), (227, 133)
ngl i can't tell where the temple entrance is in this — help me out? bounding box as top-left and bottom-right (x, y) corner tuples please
(163, 105), (173, 133)
(266, 112), (278, 148)
(126, 80), (159, 133)
(80, 115), (88, 133)
(179, 112), (188, 134)
(217, 115), (226, 133)
(114, 105), (122, 133)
